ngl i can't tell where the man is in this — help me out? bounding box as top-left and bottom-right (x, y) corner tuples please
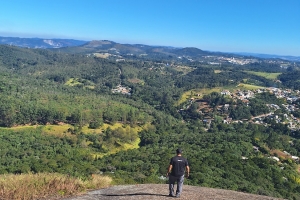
(167, 148), (190, 198)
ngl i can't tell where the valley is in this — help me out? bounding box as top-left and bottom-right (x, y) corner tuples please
(1, 40), (300, 199)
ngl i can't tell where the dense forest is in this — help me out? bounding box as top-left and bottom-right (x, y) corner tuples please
(1, 44), (300, 199)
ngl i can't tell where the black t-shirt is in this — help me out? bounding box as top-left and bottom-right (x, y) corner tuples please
(169, 156), (189, 177)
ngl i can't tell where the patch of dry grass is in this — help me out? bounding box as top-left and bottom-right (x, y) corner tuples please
(214, 70), (222, 73)
(0, 173), (112, 200)
(93, 53), (111, 58)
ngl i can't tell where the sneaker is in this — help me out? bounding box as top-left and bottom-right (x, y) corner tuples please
(175, 194), (180, 198)
(169, 194), (175, 197)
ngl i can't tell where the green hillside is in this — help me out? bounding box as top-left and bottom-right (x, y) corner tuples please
(1, 44), (300, 199)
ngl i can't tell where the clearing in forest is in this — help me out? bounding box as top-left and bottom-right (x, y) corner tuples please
(93, 53), (111, 58)
(176, 86), (234, 106)
(128, 78), (144, 84)
(65, 78), (95, 89)
(244, 71), (281, 80)
(177, 83), (266, 106)
(3, 122), (143, 158)
(214, 70), (222, 73)
(173, 65), (194, 74)
(237, 83), (265, 90)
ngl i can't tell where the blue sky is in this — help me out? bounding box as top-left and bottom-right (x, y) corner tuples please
(0, 0), (299, 56)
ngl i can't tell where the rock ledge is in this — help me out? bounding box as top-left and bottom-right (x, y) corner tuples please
(64, 184), (283, 200)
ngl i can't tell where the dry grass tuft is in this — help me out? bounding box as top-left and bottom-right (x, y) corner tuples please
(0, 173), (112, 200)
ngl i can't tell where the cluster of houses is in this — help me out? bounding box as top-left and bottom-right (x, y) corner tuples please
(268, 150), (299, 164)
(241, 146), (300, 162)
(220, 57), (258, 65)
(111, 85), (131, 95)
(221, 89), (255, 101)
(202, 55), (292, 67)
(221, 87), (300, 103)
(203, 55), (258, 65)
(198, 87), (300, 131)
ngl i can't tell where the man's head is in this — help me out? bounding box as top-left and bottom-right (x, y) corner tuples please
(176, 148), (182, 155)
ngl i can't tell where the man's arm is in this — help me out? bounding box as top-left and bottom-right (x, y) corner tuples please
(166, 164), (172, 177)
(185, 166), (190, 177)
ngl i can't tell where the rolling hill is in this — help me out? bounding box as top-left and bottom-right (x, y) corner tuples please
(0, 36), (87, 48)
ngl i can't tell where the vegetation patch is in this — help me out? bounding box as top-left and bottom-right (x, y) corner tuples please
(44, 123), (142, 158)
(65, 78), (81, 86)
(244, 71), (282, 80)
(3, 122), (142, 159)
(41, 124), (73, 137)
(173, 65), (194, 74)
(81, 122), (142, 134)
(5, 121), (144, 138)
(101, 122), (130, 131)
(94, 137), (141, 159)
(270, 149), (288, 160)
(177, 87), (235, 106)
(93, 53), (111, 58)
(1, 125), (38, 131)
(177, 83), (265, 106)
(65, 78), (95, 89)
(128, 78), (144, 84)
(0, 173), (112, 200)
(237, 83), (265, 90)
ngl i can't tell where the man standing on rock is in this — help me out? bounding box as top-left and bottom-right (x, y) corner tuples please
(167, 148), (190, 198)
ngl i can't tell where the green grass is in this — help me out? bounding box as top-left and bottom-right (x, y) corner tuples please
(173, 65), (194, 74)
(65, 78), (95, 89)
(65, 78), (81, 86)
(176, 86), (235, 106)
(237, 83), (266, 90)
(93, 137), (141, 159)
(88, 123), (143, 158)
(244, 71), (282, 80)
(81, 122), (143, 134)
(0, 125), (38, 131)
(128, 78), (144, 85)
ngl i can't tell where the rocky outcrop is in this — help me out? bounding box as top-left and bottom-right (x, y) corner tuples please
(64, 184), (283, 200)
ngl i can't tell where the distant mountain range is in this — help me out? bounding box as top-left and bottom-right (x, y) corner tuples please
(233, 52), (300, 62)
(0, 36), (87, 48)
(56, 40), (213, 59)
(1, 36), (299, 61)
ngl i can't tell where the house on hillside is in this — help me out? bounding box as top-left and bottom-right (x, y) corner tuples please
(253, 146), (259, 152)
(223, 104), (230, 111)
(292, 156), (299, 160)
(112, 85), (131, 95)
(271, 156), (280, 162)
(221, 90), (231, 95)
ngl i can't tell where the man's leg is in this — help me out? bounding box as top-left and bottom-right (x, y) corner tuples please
(169, 175), (176, 196)
(176, 175), (184, 197)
